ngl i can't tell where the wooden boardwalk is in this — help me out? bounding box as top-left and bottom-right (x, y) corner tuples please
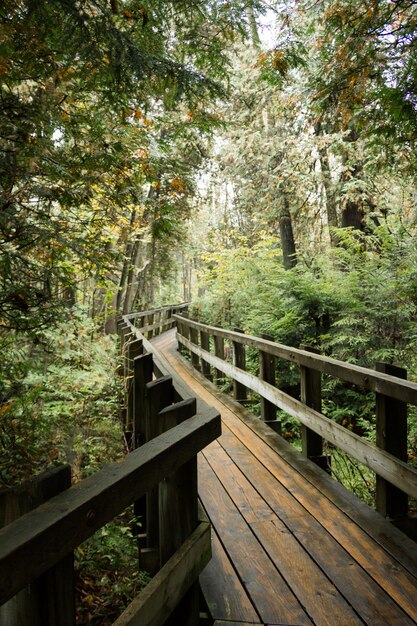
(152, 330), (417, 626)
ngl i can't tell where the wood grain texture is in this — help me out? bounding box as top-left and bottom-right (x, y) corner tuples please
(198, 455), (313, 626)
(198, 521), (260, 623)
(151, 330), (417, 625)
(172, 315), (417, 405)
(178, 334), (417, 499)
(0, 412), (221, 605)
(203, 440), (363, 626)
(113, 521), (211, 626)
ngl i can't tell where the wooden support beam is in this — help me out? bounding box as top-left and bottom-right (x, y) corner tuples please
(112, 522), (211, 626)
(0, 466), (74, 626)
(147, 313), (155, 339)
(259, 333), (278, 430)
(144, 377), (175, 570)
(233, 328), (247, 404)
(375, 362), (408, 520)
(300, 345), (328, 472)
(213, 327), (225, 385)
(157, 398), (200, 625)
(126, 339), (143, 436)
(189, 326), (200, 371)
(200, 330), (212, 381)
(133, 352), (154, 553)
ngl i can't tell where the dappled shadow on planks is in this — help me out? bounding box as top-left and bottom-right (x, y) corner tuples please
(152, 329), (417, 626)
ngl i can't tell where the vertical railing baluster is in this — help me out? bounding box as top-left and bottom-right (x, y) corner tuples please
(375, 362), (408, 520)
(300, 345), (328, 471)
(232, 328), (247, 404)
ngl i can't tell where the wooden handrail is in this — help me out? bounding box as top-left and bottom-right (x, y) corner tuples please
(174, 313), (417, 518)
(173, 314), (417, 406)
(177, 334), (417, 500)
(0, 305), (220, 626)
(0, 413), (220, 606)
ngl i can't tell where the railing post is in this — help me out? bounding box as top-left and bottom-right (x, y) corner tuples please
(375, 362), (408, 520)
(125, 339), (143, 444)
(147, 312), (155, 339)
(300, 345), (328, 471)
(189, 325), (200, 371)
(179, 313), (190, 358)
(160, 400), (200, 625)
(142, 376), (174, 574)
(166, 307), (173, 330)
(0, 466), (74, 626)
(132, 352), (154, 550)
(213, 326), (225, 385)
(259, 333), (280, 433)
(200, 329), (212, 381)
(154, 309), (161, 336)
(232, 328), (247, 404)
(157, 397), (200, 625)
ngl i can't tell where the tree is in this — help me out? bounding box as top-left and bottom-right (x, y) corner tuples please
(0, 0), (257, 330)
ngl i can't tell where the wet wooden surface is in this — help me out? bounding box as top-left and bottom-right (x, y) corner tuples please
(152, 330), (417, 626)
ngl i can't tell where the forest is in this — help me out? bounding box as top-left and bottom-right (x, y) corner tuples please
(2, 0), (417, 622)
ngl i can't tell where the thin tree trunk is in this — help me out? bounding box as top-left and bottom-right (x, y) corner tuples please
(314, 123), (339, 244)
(279, 197), (297, 270)
(246, 4), (261, 50)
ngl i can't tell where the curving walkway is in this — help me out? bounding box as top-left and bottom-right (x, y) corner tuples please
(152, 329), (417, 626)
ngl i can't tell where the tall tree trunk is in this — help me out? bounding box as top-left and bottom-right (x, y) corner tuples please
(340, 127), (366, 231)
(147, 232), (156, 306)
(279, 196), (297, 270)
(314, 122), (339, 244)
(116, 209), (136, 311)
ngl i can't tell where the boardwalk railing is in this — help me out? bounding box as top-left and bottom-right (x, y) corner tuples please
(173, 313), (417, 522)
(0, 303), (220, 626)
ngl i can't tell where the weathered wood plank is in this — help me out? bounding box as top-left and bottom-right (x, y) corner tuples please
(112, 521), (211, 626)
(375, 362), (408, 519)
(178, 335), (417, 499)
(199, 524), (260, 623)
(203, 440), (363, 626)
(0, 411), (221, 605)
(232, 328), (247, 403)
(217, 421), (417, 623)
(259, 332), (277, 423)
(125, 302), (189, 322)
(213, 622), (263, 626)
(154, 329), (417, 577)
(198, 456), (313, 625)
(173, 316), (417, 405)
(0, 466), (74, 626)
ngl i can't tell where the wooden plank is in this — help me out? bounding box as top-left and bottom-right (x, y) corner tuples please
(0, 411), (221, 605)
(198, 455), (313, 625)
(179, 335), (417, 499)
(153, 329), (417, 616)
(375, 362), (408, 519)
(155, 329), (417, 576)
(0, 466), (75, 626)
(112, 521), (211, 626)
(172, 316), (417, 405)
(217, 422), (417, 623)
(125, 302), (189, 322)
(213, 622), (263, 626)
(232, 328), (247, 403)
(200, 330), (212, 381)
(259, 332), (277, 423)
(300, 345), (326, 469)
(199, 523), (260, 623)
(203, 440), (363, 626)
